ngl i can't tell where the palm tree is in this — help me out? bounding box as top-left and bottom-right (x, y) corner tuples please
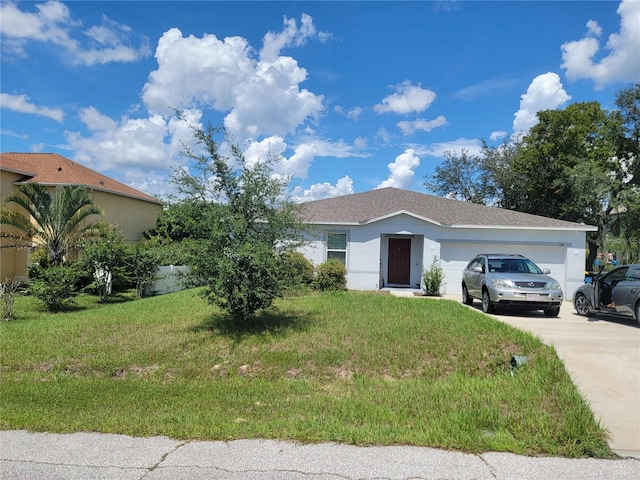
(0, 183), (103, 266)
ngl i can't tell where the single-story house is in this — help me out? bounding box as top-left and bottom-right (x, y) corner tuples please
(297, 187), (598, 299)
(1, 152), (163, 281)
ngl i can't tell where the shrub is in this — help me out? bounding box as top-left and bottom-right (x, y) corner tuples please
(314, 258), (347, 291)
(28, 265), (79, 312)
(126, 245), (161, 298)
(422, 256), (445, 296)
(79, 223), (129, 300)
(281, 252), (315, 294)
(0, 278), (21, 320)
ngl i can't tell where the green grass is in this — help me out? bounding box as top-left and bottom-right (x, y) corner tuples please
(0, 289), (612, 457)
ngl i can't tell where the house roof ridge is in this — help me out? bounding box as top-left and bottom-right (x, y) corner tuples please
(299, 187), (597, 231)
(1, 152), (162, 205)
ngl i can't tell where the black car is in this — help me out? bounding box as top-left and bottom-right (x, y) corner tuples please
(573, 264), (640, 325)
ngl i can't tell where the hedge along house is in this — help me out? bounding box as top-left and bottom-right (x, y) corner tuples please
(297, 187), (598, 299)
(1, 152), (163, 282)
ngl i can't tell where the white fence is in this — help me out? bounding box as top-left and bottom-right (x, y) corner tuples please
(146, 265), (191, 296)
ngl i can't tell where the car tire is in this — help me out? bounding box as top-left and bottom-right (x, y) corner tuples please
(543, 306), (560, 317)
(481, 289), (495, 314)
(574, 292), (590, 316)
(635, 301), (640, 326)
(462, 284), (473, 306)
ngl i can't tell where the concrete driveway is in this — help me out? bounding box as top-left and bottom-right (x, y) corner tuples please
(462, 297), (640, 458)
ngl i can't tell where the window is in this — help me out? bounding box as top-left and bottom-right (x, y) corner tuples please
(624, 267), (640, 282)
(327, 232), (347, 264)
(467, 257), (484, 273)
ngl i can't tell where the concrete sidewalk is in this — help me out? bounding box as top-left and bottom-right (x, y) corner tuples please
(1, 430), (639, 480)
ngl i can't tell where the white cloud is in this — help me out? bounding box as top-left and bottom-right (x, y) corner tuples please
(0, 1), (149, 65)
(347, 107), (362, 120)
(78, 105), (116, 131)
(374, 81), (437, 115)
(0, 129), (29, 140)
(451, 77), (518, 102)
(427, 138), (483, 157)
(260, 13), (328, 62)
(64, 107), (202, 183)
(293, 175), (354, 202)
(354, 136), (368, 150)
(376, 149), (420, 189)
(0, 92), (64, 122)
(50, 15), (331, 197)
(586, 19), (602, 37)
(235, 134), (368, 181)
(512, 72), (570, 134)
(489, 131), (508, 141)
(223, 56), (324, 140)
(142, 20), (325, 140)
(142, 28), (256, 115)
(312, 138), (368, 159)
(561, 0), (640, 88)
(243, 135), (317, 179)
(0, 1), (78, 56)
(396, 115), (448, 136)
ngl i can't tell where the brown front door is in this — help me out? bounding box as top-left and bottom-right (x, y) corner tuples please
(388, 238), (411, 285)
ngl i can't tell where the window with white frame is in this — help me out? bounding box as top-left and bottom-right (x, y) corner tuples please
(326, 232), (347, 264)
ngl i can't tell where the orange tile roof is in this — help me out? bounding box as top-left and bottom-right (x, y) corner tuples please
(1, 152), (161, 204)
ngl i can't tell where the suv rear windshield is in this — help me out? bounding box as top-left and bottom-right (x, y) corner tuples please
(488, 257), (542, 274)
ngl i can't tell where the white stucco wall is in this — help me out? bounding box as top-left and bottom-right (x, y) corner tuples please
(299, 215), (589, 298)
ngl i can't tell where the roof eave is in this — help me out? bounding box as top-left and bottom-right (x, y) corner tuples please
(13, 180), (163, 205)
(362, 210), (444, 226)
(450, 224), (599, 231)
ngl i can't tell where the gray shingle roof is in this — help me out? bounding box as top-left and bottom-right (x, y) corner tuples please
(298, 187), (597, 231)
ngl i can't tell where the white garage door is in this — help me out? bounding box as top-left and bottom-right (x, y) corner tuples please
(439, 242), (567, 296)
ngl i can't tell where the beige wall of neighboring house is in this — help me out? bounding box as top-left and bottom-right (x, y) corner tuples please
(90, 189), (163, 243)
(0, 153), (163, 282)
(1, 169), (29, 280)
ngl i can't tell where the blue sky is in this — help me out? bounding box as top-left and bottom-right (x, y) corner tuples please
(1, 1), (639, 202)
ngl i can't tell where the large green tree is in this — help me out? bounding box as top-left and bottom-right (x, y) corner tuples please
(507, 102), (618, 224)
(1, 184), (102, 266)
(173, 124), (310, 323)
(425, 86), (640, 269)
(610, 83), (640, 261)
(423, 149), (498, 204)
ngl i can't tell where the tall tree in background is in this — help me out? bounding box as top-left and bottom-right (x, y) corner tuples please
(172, 123), (310, 324)
(0, 184), (102, 266)
(511, 101), (621, 268)
(423, 149), (498, 204)
(425, 84), (639, 269)
(611, 83), (640, 261)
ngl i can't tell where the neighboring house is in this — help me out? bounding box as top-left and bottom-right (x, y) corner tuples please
(298, 187), (598, 298)
(1, 152), (163, 281)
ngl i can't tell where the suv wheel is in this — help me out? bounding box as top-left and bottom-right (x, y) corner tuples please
(462, 284), (473, 306)
(543, 306), (560, 317)
(635, 301), (639, 326)
(481, 289), (495, 314)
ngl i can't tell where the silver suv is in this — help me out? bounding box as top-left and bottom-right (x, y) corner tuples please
(461, 254), (563, 316)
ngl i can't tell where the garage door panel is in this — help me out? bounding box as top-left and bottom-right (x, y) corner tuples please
(440, 243), (566, 295)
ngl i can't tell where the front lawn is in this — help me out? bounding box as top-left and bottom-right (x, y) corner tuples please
(0, 289), (612, 457)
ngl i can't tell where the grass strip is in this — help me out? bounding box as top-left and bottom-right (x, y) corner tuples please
(0, 289), (612, 458)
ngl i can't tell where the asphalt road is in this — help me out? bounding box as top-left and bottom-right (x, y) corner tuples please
(1, 430), (639, 480)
